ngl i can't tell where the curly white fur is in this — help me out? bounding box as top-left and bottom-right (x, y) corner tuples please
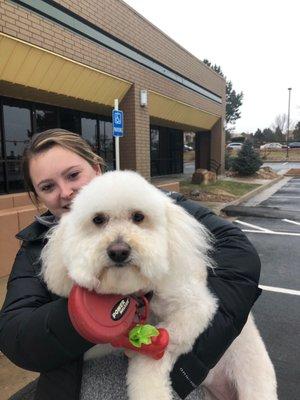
(41, 170), (277, 400)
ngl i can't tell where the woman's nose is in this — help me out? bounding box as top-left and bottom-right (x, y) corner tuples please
(60, 184), (74, 199)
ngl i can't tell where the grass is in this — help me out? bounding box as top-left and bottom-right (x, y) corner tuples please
(180, 179), (260, 197)
(260, 149), (300, 161)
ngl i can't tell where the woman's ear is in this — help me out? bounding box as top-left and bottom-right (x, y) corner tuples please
(93, 164), (102, 176)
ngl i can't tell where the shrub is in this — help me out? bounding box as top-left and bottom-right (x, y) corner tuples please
(231, 141), (262, 175)
(225, 152), (235, 170)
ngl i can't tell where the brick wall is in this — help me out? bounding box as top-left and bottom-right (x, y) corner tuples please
(57, 0), (225, 96)
(0, 0), (225, 116)
(120, 84), (151, 177)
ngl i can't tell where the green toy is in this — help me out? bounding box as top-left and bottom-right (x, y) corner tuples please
(129, 324), (159, 348)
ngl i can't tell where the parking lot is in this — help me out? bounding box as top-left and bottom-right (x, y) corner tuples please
(232, 176), (300, 400)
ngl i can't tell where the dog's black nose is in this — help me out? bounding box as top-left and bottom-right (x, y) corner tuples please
(107, 242), (131, 264)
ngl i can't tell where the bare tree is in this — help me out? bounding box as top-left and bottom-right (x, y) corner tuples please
(272, 114), (288, 133)
(272, 114), (295, 138)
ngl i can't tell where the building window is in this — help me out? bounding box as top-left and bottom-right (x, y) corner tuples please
(2, 100), (32, 192)
(99, 120), (114, 170)
(0, 96), (115, 194)
(0, 162), (5, 194)
(3, 100), (32, 159)
(150, 125), (183, 176)
(35, 106), (58, 133)
(81, 116), (98, 154)
(150, 128), (159, 176)
(59, 108), (80, 133)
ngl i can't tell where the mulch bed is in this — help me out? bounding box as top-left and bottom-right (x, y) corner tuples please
(285, 169), (300, 176)
(181, 189), (236, 203)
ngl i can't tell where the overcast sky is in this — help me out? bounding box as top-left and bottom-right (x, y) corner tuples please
(123, 0), (300, 134)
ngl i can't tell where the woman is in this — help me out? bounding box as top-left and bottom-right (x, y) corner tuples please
(0, 129), (261, 400)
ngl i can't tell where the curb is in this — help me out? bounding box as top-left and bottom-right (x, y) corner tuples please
(223, 175), (285, 208)
(222, 205), (300, 221)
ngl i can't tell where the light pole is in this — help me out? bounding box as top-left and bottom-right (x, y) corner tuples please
(286, 87), (292, 158)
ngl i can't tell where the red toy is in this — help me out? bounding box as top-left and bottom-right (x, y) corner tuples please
(68, 284), (169, 360)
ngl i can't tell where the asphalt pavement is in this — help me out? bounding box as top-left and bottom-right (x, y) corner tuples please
(263, 162), (300, 172)
(260, 178), (300, 212)
(224, 175), (300, 221)
(231, 173), (300, 400)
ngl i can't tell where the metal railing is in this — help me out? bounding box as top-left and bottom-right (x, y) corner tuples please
(210, 159), (221, 174)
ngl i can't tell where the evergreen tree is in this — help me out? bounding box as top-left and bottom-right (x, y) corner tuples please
(293, 121), (300, 140)
(203, 59), (243, 126)
(253, 129), (264, 145)
(274, 127), (284, 142)
(225, 128), (232, 143)
(232, 141), (262, 176)
(262, 128), (275, 143)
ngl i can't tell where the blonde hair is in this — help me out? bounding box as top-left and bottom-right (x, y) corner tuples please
(23, 129), (105, 205)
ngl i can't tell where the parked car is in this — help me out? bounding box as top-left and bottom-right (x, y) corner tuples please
(260, 142), (283, 150)
(184, 144), (193, 151)
(226, 142), (243, 150)
(288, 142), (300, 148)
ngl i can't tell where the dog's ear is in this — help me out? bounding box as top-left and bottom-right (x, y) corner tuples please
(41, 220), (73, 297)
(165, 199), (212, 276)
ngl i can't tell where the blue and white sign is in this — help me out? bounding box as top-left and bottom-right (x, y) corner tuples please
(112, 109), (124, 137)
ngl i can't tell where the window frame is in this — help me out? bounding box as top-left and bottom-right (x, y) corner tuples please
(0, 96), (115, 194)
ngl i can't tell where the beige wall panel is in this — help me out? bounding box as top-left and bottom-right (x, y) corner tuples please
(0, 34), (132, 108)
(0, 212), (19, 278)
(0, 195), (14, 211)
(13, 193), (32, 208)
(19, 49), (48, 85)
(155, 181), (180, 192)
(18, 207), (43, 231)
(149, 91), (219, 131)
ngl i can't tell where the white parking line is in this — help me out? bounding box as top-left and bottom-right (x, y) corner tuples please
(259, 284), (300, 296)
(242, 229), (300, 236)
(235, 220), (274, 233)
(282, 219), (300, 226)
(272, 195), (300, 199)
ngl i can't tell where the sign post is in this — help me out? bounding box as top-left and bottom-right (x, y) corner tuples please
(112, 99), (123, 171)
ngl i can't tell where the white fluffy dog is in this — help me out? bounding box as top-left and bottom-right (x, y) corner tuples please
(41, 170), (277, 400)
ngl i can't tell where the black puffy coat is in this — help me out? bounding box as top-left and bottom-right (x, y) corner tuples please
(0, 194), (261, 400)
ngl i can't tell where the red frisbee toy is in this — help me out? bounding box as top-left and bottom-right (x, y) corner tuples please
(68, 285), (169, 359)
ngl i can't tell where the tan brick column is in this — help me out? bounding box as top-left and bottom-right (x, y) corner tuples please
(120, 84), (150, 178)
(210, 117), (225, 174)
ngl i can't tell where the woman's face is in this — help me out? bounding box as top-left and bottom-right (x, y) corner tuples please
(29, 145), (101, 218)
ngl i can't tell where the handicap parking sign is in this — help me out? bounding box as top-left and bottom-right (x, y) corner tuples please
(112, 109), (124, 137)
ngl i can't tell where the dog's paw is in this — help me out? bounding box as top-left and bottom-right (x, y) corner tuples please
(68, 269), (101, 292)
(127, 356), (173, 400)
(127, 385), (172, 400)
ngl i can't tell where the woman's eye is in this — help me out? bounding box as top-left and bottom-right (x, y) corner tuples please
(93, 213), (107, 225)
(41, 184), (54, 192)
(132, 212), (145, 223)
(68, 171), (80, 180)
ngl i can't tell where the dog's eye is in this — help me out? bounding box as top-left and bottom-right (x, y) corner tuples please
(93, 213), (107, 225)
(132, 212), (145, 223)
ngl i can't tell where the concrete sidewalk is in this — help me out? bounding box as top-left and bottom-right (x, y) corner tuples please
(0, 277), (39, 400)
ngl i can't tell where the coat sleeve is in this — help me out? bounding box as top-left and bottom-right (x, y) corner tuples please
(0, 243), (93, 372)
(169, 195), (262, 399)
